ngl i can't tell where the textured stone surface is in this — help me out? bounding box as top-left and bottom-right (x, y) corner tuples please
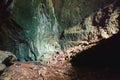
(12, 0), (61, 61)
(60, 0), (120, 49)
(0, 50), (16, 73)
(0, 62), (71, 80)
(54, 0), (114, 28)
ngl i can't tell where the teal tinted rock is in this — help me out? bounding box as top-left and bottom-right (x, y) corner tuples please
(12, 0), (60, 61)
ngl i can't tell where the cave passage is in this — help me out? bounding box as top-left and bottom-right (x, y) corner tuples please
(71, 30), (120, 69)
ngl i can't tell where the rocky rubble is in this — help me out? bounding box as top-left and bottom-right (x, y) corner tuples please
(0, 62), (72, 80)
(44, 41), (97, 67)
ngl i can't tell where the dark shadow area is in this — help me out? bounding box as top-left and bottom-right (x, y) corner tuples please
(71, 30), (120, 68)
(70, 31), (120, 79)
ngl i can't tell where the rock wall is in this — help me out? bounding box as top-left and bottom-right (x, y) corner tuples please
(0, 1), (120, 79)
(9, 0), (60, 61)
(0, 0), (119, 61)
(59, 0), (120, 49)
(54, 0), (114, 29)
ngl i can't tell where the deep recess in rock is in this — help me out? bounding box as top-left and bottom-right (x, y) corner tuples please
(0, 0), (119, 61)
(71, 30), (120, 68)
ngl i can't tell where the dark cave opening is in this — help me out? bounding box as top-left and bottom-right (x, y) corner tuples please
(71, 30), (120, 70)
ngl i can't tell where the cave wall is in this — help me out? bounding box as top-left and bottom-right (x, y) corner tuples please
(12, 0), (60, 61)
(54, 0), (114, 29)
(57, 0), (120, 49)
(0, 0), (118, 61)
